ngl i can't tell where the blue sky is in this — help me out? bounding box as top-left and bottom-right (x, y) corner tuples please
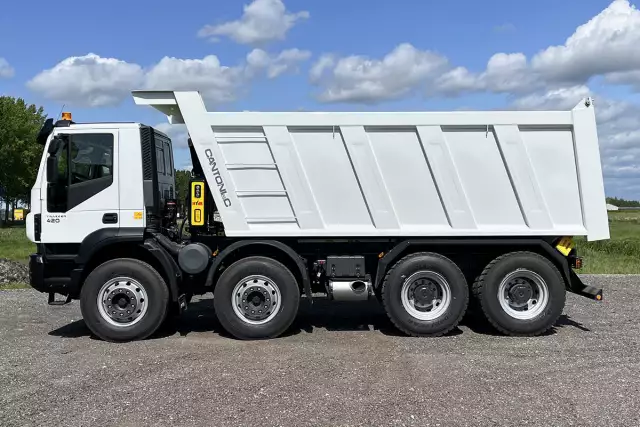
(1, 0), (640, 198)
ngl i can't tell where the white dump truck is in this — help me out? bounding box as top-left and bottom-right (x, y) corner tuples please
(26, 91), (608, 341)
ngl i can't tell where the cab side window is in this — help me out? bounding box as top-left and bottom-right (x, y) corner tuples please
(164, 141), (173, 176)
(69, 134), (113, 184)
(156, 145), (165, 174)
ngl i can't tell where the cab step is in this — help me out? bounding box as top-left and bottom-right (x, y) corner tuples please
(48, 292), (72, 306)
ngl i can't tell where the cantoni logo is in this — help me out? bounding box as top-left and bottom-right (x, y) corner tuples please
(204, 149), (231, 208)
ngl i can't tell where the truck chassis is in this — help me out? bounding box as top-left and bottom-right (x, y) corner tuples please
(31, 229), (600, 341)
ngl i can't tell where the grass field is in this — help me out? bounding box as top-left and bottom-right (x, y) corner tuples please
(1, 211), (639, 283)
(0, 226), (35, 263)
(576, 210), (640, 274)
(0, 226), (35, 289)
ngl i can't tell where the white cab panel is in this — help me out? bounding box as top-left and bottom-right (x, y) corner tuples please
(118, 127), (146, 229)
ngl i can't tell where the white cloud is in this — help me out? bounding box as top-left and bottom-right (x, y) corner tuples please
(435, 53), (540, 96)
(27, 54), (144, 107)
(144, 55), (247, 105)
(309, 54), (336, 82)
(310, 43), (449, 103)
(246, 48), (311, 78)
(587, 98), (640, 197)
(605, 70), (640, 91)
(198, 0), (309, 46)
(531, 0), (640, 84)
(309, 0), (640, 104)
(309, 0), (640, 103)
(155, 123), (189, 148)
(177, 160), (194, 172)
(144, 49), (311, 102)
(28, 48), (307, 107)
(432, 1), (640, 97)
(0, 58), (14, 78)
(510, 85), (592, 111)
(311, 0), (640, 104)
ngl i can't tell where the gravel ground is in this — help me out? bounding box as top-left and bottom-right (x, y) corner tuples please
(0, 259), (28, 284)
(0, 275), (639, 427)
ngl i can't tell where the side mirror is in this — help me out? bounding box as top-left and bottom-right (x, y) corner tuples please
(37, 118), (55, 145)
(46, 155), (58, 183)
(48, 137), (62, 154)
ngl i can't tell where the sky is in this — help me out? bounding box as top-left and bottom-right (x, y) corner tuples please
(1, 0), (640, 199)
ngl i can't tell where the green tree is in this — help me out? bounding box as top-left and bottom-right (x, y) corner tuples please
(175, 169), (192, 216)
(606, 197), (640, 208)
(0, 97), (47, 225)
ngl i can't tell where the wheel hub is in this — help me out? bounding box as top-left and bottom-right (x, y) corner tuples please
(241, 288), (272, 320)
(498, 270), (549, 321)
(508, 281), (533, 305)
(98, 278), (147, 326)
(412, 281), (437, 307)
(233, 277), (281, 324)
(401, 272), (451, 320)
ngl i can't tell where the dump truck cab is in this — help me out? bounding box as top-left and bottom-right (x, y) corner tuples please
(27, 116), (176, 300)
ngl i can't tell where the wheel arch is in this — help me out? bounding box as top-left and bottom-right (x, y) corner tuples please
(75, 228), (146, 265)
(204, 240), (311, 301)
(78, 239), (181, 302)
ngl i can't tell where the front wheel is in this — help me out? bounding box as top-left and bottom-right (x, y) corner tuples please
(80, 258), (170, 342)
(382, 252), (469, 337)
(213, 256), (300, 340)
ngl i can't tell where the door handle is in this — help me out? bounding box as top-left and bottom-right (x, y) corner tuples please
(102, 213), (118, 224)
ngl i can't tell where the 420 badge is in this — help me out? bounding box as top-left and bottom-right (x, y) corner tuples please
(45, 214), (66, 224)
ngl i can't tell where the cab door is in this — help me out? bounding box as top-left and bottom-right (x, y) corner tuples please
(40, 129), (119, 244)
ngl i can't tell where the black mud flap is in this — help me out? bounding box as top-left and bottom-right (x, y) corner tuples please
(567, 269), (603, 301)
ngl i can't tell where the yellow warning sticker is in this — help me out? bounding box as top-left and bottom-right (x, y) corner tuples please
(134, 211), (143, 220)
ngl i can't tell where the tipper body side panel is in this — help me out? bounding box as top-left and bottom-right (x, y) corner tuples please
(133, 91), (609, 241)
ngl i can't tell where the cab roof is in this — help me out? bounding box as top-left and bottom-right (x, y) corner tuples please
(48, 122), (169, 141)
(56, 122), (143, 130)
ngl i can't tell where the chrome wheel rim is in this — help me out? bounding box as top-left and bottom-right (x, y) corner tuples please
(97, 277), (148, 327)
(231, 275), (282, 325)
(401, 271), (452, 321)
(498, 269), (549, 320)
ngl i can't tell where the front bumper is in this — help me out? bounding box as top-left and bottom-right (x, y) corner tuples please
(29, 254), (82, 297)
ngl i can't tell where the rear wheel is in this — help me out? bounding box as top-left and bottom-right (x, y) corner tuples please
(472, 251), (566, 336)
(214, 256), (300, 340)
(80, 258), (170, 342)
(382, 252), (469, 337)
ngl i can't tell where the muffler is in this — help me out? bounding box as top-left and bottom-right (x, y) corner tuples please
(327, 280), (372, 301)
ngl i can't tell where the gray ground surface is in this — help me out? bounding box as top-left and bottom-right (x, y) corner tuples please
(0, 275), (639, 427)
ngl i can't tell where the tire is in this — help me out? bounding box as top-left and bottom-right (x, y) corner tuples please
(80, 258), (170, 342)
(213, 256), (300, 340)
(472, 251), (566, 336)
(381, 252), (469, 337)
